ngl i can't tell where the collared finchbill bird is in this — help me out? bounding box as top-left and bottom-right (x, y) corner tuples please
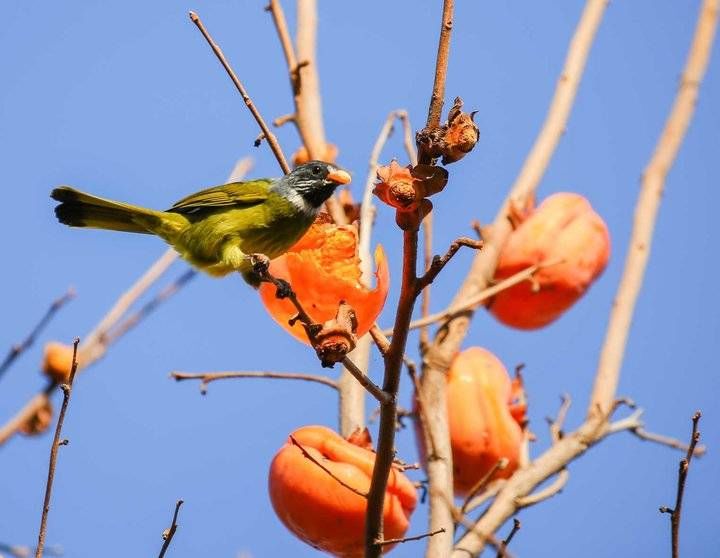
(51, 161), (351, 285)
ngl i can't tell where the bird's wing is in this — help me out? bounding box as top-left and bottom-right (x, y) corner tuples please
(167, 179), (271, 214)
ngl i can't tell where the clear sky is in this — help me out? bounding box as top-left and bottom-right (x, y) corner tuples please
(1, 1), (718, 557)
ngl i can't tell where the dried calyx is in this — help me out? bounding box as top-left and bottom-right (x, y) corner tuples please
(373, 161), (448, 229)
(416, 97), (479, 165)
(313, 301), (358, 367)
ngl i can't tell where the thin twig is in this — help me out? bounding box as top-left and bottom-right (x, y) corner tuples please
(385, 261), (560, 336)
(461, 480), (506, 517)
(514, 468), (569, 507)
(376, 527), (446, 547)
(659, 411), (702, 558)
(170, 370), (337, 394)
(416, 237), (483, 293)
(158, 499), (184, 558)
(36, 338), (79, 558)
(189, 11), (290, 174)
(0, 288), (75, 381)
(631, 426), (706, 456)
(460, 459), (509, 516)
(289, 435), (367, 498)
(548, 394), (572, 444)
(496, 519), (521, 558)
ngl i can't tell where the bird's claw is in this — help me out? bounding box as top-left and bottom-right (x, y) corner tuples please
(274, 278), (293, 299)
(249, 253), (271, 276)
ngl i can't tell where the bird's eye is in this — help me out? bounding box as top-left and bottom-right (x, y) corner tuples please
(312, 165), (322, 175)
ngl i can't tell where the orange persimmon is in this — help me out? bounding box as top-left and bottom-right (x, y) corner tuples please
(415, 347), (526, 497)
(488, 192), (610, 329)
(259, 220), (389, 344)
(269, 425), (417, 557)
(41, 341), (76, 383)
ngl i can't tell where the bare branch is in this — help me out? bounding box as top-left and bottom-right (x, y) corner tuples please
(80, 248), (178, 366)
(289, 435), (367, 498)
(659, 411), (703, 558)
(376, 527), (446, 547)
(416, 237), (483, 293)
(631, 426), (706, 456)
(460, 459), (509, 516)
(104, 270), (196, 346)
(514, 468), (569, 507)
(158, 499), (184, 558)
(295, 0), (327, 158)
(0, 288), (75, 381)
(424, 0), (454, 132)
(189, 11), (290, 174)
(496, 518), (521, 558)
(548, 394), (572, 444)
(386, 261), (560, 336)
(170, 370), (337, 394)
(588, 0), (718, 416)
(36, 338), (79, 558)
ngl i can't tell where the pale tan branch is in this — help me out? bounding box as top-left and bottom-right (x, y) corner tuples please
(587, 0), (719, 416)
(452, 3), (717, 552)
(514, 468), (569, 507)
(170, 370), (337, 394)
(386, 261), (559, 336)
(80, 248), (178, 365)
(631, 426), (707, 456)
(295, 0), (327, 158)
(460, 459), (509, 516)
(548, 393), (572, 444)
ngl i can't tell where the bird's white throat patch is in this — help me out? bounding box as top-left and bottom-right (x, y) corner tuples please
(285, 188), (316, 218)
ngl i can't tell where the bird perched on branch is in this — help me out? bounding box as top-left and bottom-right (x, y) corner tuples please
(51, 161), (351, 285)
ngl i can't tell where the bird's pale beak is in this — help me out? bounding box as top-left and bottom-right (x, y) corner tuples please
(326, 168), (352, 185)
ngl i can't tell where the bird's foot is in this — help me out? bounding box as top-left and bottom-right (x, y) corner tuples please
(273, 278), (293, 299)
(249, 253), (271, 275)
(248, 253), (293, 299)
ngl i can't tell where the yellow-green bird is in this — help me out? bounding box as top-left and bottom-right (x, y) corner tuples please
(51, 161), (351, 285)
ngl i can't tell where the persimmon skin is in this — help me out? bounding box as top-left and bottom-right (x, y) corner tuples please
(416, 348), (525, 497)
(489, 192), (610, 329)
(268, 425), (417, 557)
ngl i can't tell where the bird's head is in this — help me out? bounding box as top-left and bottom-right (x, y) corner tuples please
(281, 161), (352, 209)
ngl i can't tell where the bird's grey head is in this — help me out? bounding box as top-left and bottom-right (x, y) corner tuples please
(279, 161), (351, 209)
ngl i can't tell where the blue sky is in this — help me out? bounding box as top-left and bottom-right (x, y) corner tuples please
(1, 1), (718, 557)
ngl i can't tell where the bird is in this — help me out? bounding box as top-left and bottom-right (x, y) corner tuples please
(51, 160), (351, 285)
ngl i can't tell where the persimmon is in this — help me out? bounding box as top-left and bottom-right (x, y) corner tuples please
(269, 425), (417, 557)
(41, 341), (76, 383)
(259, 220), (389, 344)
(488, 192), (610, 329)
(415, 347), (526, 496)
